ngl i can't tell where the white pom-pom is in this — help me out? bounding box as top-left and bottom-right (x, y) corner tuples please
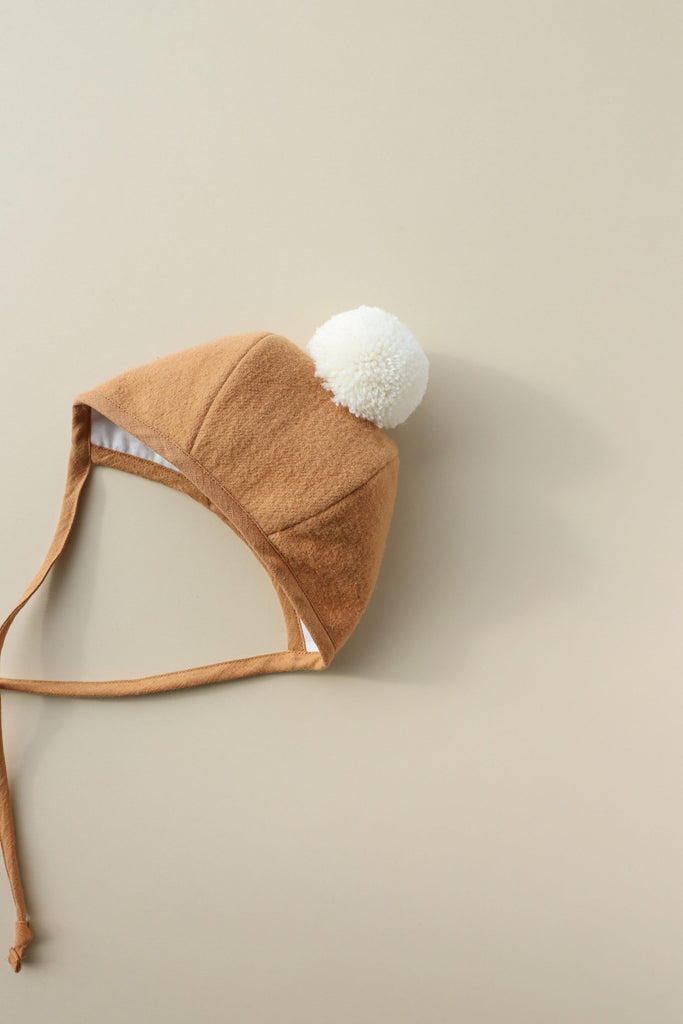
(307, 306), (429, 429)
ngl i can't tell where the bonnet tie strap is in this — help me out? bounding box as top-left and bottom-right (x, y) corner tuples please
(0, 696), (33, 972)
(0, 404), (92, 972)
(0, 403), (324, 970)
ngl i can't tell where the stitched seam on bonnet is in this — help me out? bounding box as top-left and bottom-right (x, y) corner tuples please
(187, 334), (269, 454)
(268, 454), (399, 537)
(89, 364), (335, 652)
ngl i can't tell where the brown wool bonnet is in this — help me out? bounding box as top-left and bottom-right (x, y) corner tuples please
(0, 306), (428, 971)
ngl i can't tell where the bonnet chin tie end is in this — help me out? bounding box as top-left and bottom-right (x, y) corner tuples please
(8, 919), (33, 973)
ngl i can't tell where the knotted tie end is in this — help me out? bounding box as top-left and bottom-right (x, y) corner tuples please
(8, 919), (33, 973)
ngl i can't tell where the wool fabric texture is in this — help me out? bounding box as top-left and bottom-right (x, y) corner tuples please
(0, 315), (425, 971)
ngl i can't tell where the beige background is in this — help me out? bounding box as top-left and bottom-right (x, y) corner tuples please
(1, 1), (681, 1020)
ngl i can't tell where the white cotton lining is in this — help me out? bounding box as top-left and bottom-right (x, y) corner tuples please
(90, 410), (180, 472)
(300, 620), (319, 653)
